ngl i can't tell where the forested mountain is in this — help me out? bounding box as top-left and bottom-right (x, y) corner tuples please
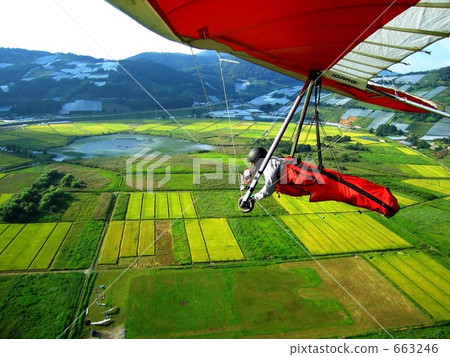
(0, 48), (296, 115)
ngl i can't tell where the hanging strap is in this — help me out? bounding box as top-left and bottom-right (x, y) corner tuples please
(314, 78), (323, 169)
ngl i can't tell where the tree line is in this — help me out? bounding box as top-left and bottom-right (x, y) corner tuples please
(0, 169), (83, 222)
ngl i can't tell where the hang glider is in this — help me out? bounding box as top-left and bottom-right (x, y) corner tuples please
(107, 0), (450, 116)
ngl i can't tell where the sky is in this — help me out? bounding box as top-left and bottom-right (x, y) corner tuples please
(0, 0), (448, 74)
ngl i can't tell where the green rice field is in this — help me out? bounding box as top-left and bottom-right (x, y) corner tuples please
(0, 223), (56, 270)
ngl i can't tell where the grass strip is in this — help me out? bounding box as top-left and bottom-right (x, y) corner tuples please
(51, 221), (104, 270)
(0, 223), (9, 237)
(112, 193), (129, 220)
(0, 193), (14, 206)
(171, 220), (191, 264)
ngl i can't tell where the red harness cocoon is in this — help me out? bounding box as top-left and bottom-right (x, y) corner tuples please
(275, 160), (400, 217)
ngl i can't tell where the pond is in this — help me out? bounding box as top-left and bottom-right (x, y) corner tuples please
(48, 133), (214, 161)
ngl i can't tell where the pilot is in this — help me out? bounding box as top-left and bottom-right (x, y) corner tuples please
(245, 147), (283, 202)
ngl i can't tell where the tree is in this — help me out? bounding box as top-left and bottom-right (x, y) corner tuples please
(60, 173), (75, 187)
(375, 124), (400, 137)
(417, 140), (431, 149)
(260, 103), (274, 113)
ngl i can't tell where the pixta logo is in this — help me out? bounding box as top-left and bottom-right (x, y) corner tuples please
(192, 158), (252, 185)
(126, 148), (171, 193)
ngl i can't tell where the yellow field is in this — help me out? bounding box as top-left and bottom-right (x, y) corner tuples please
(185, 219), (209, 263)
(281, 213), (411, 255)
(141, 193), (155, 219)
(168, 192), (183, 218)
(50, 123), (87, 136)
(403, 179), (450, 195)
(275, 195), (364, 214)
(180, 192), (197, 218)
(133, 121), (172, 132)
(398, 164), (449, 178)
(126, 193), (143, 220)
(200, 218), (244, 261)
(98, 221), (124, 264)
(368, 251), (450, 321)
(155, 192), (169, 219)
(74, 122), (112, 135)
(396, 147), (420, 156)
(120, 221), (140, 257)
(393, 192), (418, 207)
(0, 193), (14, 206)
(25, 125), (58, 134)
(100, 122), (132, 131)
(138, 220), (155, 256)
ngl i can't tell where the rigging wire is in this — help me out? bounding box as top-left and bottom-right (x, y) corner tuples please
(217, 52), (240, 190)
(190, 47), (226, 153)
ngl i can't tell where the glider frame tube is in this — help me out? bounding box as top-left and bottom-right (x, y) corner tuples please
(367, 85), (450, 119)
(240, 77), (314, 205)
(289, 79), (314, 157)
